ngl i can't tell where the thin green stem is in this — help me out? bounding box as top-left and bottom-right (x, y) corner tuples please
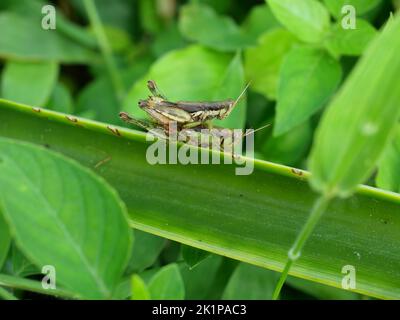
(0, 286), (18, 300)
(272, 194), (332, 300)
(0, 274), (78, 299)
(83, 0), (125, 102)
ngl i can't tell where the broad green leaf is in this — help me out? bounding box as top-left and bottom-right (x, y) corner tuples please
(178, 3), (254, 51)
(244, 29), (296, 100)
(0, 137), (132, 299)
(123, 45), (232, 119)
(241, 4), (280, 40)
(1, 101), (400, 299)
(181, 245), (211, 269)
(267, 0), (330, 43)
(0, 214), (11, 270)
(131, 274), (150, 300)
(274, 47), (342, 136)
(0, 12), (98, 63)
(151, 23), (187, 57)
(286, 276), (361, 300)
(323, 0), (382, 18)
(126, 230), (165, 273)
(1, 61), (59, 106)
(46, 82), (74, 114)
(3, 0), (97, 49)
(213, 52), (246, 129)
(325, 20), (377, 57)
(222, 263), (279, 299)
(148, 264), (185, 300)
(309, 14), (400, 197)
(376, 126), (400, 193)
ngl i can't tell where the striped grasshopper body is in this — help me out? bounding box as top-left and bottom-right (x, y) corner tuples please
(119, 111), (241, 153)
(138, 80), (249, 129)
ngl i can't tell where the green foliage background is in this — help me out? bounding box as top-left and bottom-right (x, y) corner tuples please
(0, 0), (399, 300)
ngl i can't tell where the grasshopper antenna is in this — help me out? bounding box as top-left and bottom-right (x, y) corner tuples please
(243, 123), (271, 137)
(233, 81), (251, 107)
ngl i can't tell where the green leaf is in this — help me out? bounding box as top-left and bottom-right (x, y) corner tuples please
(1, 61), (59, 106)
(0, 137), (132, 299)
(325, 20), (377, 57)
(323, 0), (382, 18)
(260, 121), (312, 167)
(241, 4), (280, 40)
(126, 230), (165, 273)
(213, 52), (246, 129)
(0, 12), (98, 63)
(180, 255), (223, 299)
(46, 82), (74, 114)
(1, 100), (400, 299)
(181, 245), (211, 269)
(0, 214), (11, 270)
(179, 3), (254, 51)
(123, 45), (232, 119)
(376, 126), (400, 193)
(244, 29), (297, 100)
(131, 274), (150, 300)
(148, 264), (185, 300)
(286, 276), (361, 300)
(309, 14), (400, 197)
(222, 263), (279, 299)
(274, 47), (342, 136)
(267, 0), (330, 43)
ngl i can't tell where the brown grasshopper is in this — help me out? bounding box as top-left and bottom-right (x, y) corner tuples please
(119, 111), (269, 155)
(137, 80), (250, 132)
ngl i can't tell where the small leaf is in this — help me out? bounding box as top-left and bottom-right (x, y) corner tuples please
(0, 213), (11, 270)
(1, 61), (59, 106)
(244, 29), (297, 100)
(126, 230), (165, 273)
(260, 121), (312, 166)
(241, 4), (280, 40)
(376, 126), (400, 193)
(0, 137), (133, 298)
(325, 20), (377, 57)
(323, 0), (382, 18)
(222, 263), (279, 299)
(267, 0), (330, 43)
(180, 255), (223, 299)
(131, 274), (150, 300)
(148, 263), (185, 300)
(274, 47), (342, 136)
(179, 3), (253, 51)
(46, 82), (74, 114)
(181, 245), (211, 269)
(0, 12), (98, 63)
(309, 14), (400, 197)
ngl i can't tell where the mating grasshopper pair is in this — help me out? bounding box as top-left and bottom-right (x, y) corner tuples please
(119, 80), (257, 153)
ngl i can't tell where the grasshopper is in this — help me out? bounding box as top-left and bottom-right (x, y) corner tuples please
(137, 80), (250, 131)
(119, 111), (268, 155)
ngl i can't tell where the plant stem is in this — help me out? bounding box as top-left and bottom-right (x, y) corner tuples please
(272, 194), (332, 300)
(83, 0), (125, 102)
(0, 274), (78, 299)
(0, 286), (18, 300)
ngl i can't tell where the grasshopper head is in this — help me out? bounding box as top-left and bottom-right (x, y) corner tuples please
(138, 99), (148, 109)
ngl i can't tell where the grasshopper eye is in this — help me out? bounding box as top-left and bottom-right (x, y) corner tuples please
(138, 100), (147, 108)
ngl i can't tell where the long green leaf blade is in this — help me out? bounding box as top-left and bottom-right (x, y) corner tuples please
(0, 100), (400, 299)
